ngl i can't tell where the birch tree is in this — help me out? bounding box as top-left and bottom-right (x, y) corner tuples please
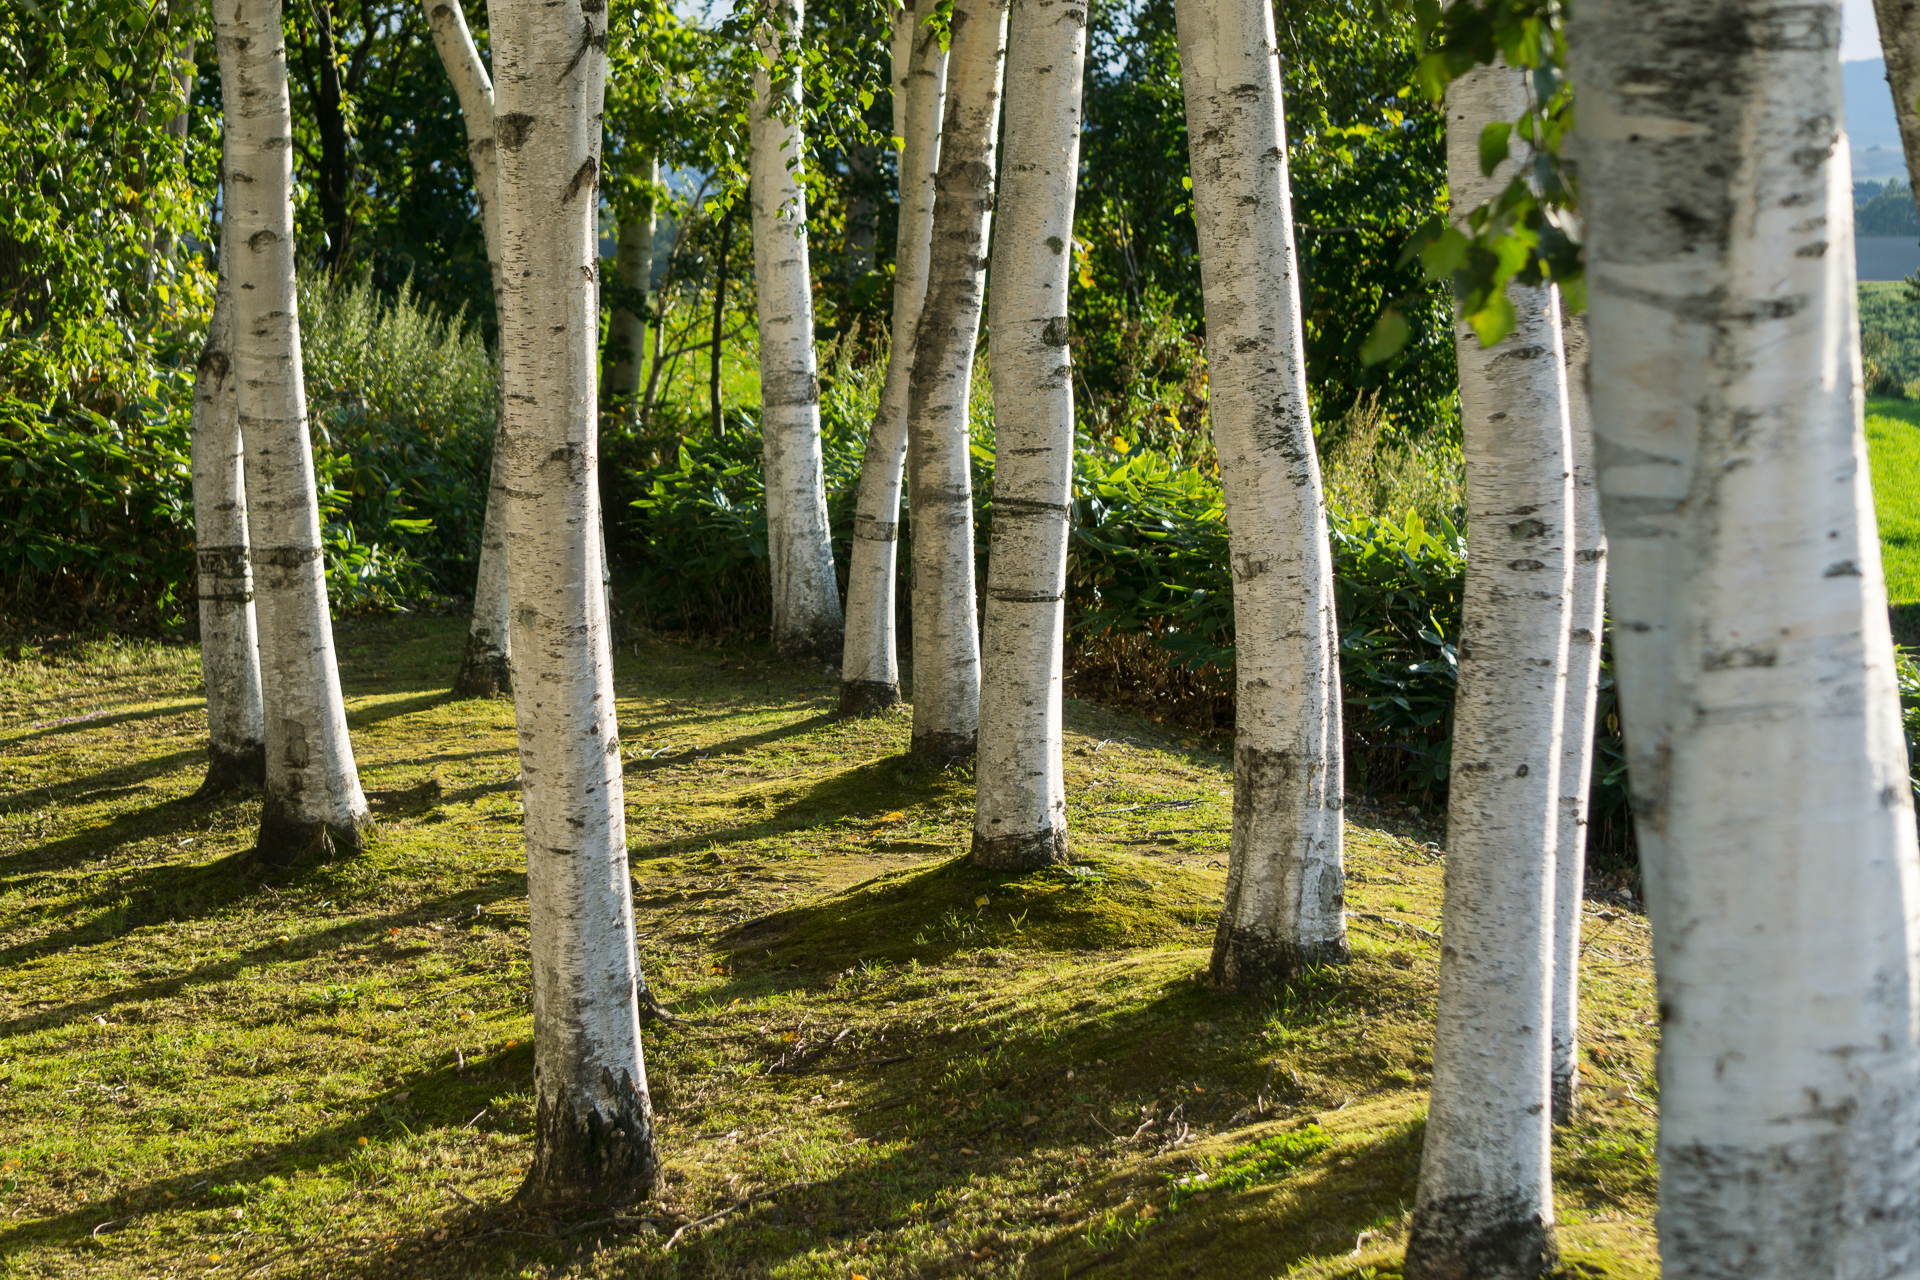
(490, 0), (661, 1202)
(752, 0), (843, 661)
(423, 0), (512, 699)
(972, 0), (1086, 868)
(1173, 0), (1346, 984)
(1874, 0), (1920, 215)
(1551, 313), (1604, 1125)
(1403, 60), (1571, 1280)
(840, 0), (947, 716)
(189, 202), (266, 800)
(1570, 2), (1920, 1272)
(213, 0), (371, 861)
(905, 0), (1008, 762)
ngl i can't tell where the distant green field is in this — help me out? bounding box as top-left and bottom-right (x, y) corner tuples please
(1868, 399), (1920, 604)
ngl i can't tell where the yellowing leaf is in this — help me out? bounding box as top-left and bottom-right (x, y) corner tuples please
(974, 895), (989, 908)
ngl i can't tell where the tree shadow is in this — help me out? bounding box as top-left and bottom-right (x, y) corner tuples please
(0, 875), (529, 1035)
(624, 753), (968, 862)
(1, 699), (205, 746)
(0, 746), (204, 819)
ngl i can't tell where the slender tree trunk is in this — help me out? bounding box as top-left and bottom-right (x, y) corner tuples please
(711, 205), (733, 436)
(905, 0), (1007, 760)
(309, 0), (355, 275)
(602, 154), (658, 424)
(490, 0), (660, 1204)
(1571, 4), (1920, 1274)
(845, 140), (879, 280)
(1874, 0), (1920, 218)
(1404, 60), (1572, 1280)
(424, 0), (513, 699)
(972, 0), (1086, 868)
(840, 0), (947, 716)
(190, 195), (266, 800)
(1174, 0), (1346, 985)
(752, 0), (844, 661)
(1550, 312), (1605, 1126)
(214, 0), (371, 862)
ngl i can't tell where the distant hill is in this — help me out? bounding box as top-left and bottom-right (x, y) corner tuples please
(1849, 59), (1909, 181)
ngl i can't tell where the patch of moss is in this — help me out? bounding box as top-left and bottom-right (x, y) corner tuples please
(720, 851), (1220, 970)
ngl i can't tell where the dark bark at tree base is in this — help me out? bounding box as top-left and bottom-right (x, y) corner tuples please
(838, 679), (901, 717)
(518, 1071), (661, 1207)
(772, 621), (845, 664)
(971, 825), (1069, 870)
(192, 741), (266, 801)
(452, 636), (512, 698)
(254, 797), (372, 866)
(1402, 1194), (1560, 1280)
(910, 728), (977, 765)
(1550, 1073), (1575, 1126)
(1209, 922), (1349, 991)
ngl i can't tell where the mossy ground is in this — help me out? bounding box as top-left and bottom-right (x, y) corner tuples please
(0, 617), (1659, 1278)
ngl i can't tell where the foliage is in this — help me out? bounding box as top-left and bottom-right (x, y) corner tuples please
(0, 0), (212, 348)
(1860, 282), (1920, 398)
(0, 385), (195, 632)
(1367, 0), (1580, 358)
(299, 272), (498, 609)
(1858, 180), (1920, 236)
(1074, 0), (1457, 438)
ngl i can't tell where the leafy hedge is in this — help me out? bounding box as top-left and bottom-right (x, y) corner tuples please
(0, 272), (496, 631)
(608, 399), (1635, 854)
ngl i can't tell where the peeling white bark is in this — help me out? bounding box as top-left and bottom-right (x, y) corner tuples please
(424, 0), (512, 699)
(1173, 0), (1346, 985)
(1571, 3), (1920, 1275)
(213, 0), (370, 862)
(189, 198), (265, 799)
(840, 0), (947, 717)
(1405, 60), (1570, 1280)
(752, 0), (844, 661)
(1551, 313), (1605, 1126)
(490, 0), (659, 1204)
(972, 0), (1086, 869)
(905, 0), (1007, 761)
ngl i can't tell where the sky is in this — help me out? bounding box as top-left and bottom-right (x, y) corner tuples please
(1846, 0), (1885, 62)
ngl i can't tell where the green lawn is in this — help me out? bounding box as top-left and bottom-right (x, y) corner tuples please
(1868, 398), (1920, 604)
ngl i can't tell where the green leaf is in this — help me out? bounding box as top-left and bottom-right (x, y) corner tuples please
(1477, 120), (1512, 177)
(1419, 227), (1469, 281)
(1467, 292), (1518, 347)
(1359, 307), (1410, 366)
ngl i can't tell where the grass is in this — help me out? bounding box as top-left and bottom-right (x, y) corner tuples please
(0, 617), (1660, 1278)
(1868, 397), (1920, 607)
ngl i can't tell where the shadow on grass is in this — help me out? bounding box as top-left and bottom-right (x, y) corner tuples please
(0, 699), (205, 747)
(709, 852), (1218, 975)
(624, 753), (969, 862)
(0, 874), (528, 1035)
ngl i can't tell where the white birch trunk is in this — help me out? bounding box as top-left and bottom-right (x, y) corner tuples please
(1874, 0), (1920, 218)
(905, 0), (1008, 761)
(972, 0), (1087, 869)
(490, 0), (659, 1203)
(1173, 0), (1347, 984)
(841, 0), (948, 716)
(602, 154), (657, 418)
(1551, 312), (1605, 1126)
(190, 199), (266, 799)
(213, 0), (371, 862)
(424, 0), (513, 699)
(1571, 4), (1920, 1274)
(752, 0), (844, 661)
(1404, 60), (1571, 1280)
